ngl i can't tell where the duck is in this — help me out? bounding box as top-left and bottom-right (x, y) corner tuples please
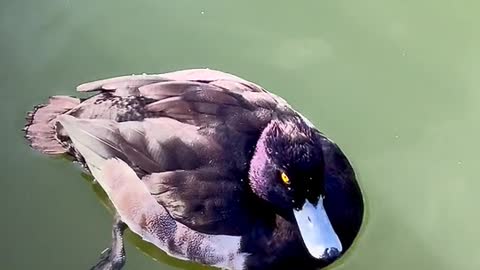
(24, 69), (364, 270)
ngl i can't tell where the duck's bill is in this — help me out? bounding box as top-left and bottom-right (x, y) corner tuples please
(293, 198), (343, 260)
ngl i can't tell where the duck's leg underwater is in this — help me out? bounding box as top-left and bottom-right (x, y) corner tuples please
(91, 214), (127, 270)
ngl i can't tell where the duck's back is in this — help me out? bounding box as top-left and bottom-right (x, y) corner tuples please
(28, 70), (285, 163)
(25, 69), (296, 235)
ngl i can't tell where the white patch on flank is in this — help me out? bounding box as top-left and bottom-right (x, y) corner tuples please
(97, 159), (248, 270)
(59, 115), (248, 270)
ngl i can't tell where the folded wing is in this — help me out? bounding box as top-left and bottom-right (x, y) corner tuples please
(58, 69), (295, 235)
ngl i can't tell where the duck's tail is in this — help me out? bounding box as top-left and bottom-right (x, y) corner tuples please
(24, 96), (80, 155)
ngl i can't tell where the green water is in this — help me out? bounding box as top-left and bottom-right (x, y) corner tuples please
(2, 1), (480, 269)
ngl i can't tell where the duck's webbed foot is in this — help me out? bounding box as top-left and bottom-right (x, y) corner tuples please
(91, 215), (127, 270)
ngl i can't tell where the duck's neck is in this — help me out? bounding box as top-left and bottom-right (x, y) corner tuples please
(248, 120), (274, 202)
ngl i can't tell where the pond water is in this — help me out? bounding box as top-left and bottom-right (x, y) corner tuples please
(1, 1), (480, 269)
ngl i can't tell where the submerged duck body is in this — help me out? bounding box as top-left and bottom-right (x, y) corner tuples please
(24, 69), (363, 270)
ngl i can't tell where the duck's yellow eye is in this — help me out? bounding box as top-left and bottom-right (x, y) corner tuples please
(281, 172), (290, 185)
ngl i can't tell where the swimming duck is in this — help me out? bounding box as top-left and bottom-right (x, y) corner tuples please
(24, 69), (363, 270)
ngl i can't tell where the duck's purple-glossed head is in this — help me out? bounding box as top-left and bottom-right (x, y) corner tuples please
(248, 116), (342, 261)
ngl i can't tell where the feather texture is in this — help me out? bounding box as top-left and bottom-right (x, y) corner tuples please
(49, 69), (297, 234)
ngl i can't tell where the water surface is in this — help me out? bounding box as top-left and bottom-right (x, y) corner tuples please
(1, 1), (480, 269)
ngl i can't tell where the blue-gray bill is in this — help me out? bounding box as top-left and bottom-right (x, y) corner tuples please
(293, 198), (342, 261)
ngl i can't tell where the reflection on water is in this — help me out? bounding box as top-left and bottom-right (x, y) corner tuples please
(2, 1), (480, 270)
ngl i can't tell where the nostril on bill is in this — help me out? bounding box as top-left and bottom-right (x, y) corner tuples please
(323, 247), (341, 260)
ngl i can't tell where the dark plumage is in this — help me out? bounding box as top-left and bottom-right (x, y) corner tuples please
(24, 69), (364, 270)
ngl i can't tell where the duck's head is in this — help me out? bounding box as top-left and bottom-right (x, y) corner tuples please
(249, 116), (342, 261)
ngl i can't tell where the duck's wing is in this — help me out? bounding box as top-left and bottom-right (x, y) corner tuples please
(87, 157), (247, 268)
(73, 69), (291, 129)
(59, 115), (261, 235)
(59, 69), (294, 235)
(66, 68), (293, 173)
